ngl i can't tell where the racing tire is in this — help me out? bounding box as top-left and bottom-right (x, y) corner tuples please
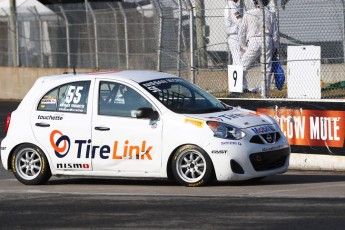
(11, 144), (51, 185)
(172, 145), (214, 187)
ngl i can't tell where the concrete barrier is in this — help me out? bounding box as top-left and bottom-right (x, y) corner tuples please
(0, 67), (94, 100)
(289, 153), (345, 172)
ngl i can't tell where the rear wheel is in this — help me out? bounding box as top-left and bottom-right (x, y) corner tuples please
(11, 144), (51, 185)
(172, 145), (214, 187)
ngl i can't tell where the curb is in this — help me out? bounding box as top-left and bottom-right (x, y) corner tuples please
(289, 153), (345, 171)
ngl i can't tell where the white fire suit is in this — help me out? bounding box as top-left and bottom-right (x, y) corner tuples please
(239, 6), (279, 96)
(224, 0), (242, 65)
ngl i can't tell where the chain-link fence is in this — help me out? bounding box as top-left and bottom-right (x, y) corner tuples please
(0, 1), (158, 70)
(1, 0), (345, 99)
(196, 0), (345, 99)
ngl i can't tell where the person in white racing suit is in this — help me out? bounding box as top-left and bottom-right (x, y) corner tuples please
(224, 0), (242, 65)
(239, 0), (279, 96)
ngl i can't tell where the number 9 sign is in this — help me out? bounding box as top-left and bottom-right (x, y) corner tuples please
(228, 65), (243, 93)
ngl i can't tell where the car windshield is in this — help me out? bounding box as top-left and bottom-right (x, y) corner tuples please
(140, 78), (231, 114)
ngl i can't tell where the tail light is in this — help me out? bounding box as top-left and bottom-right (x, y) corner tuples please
(5, 113), (11, 133)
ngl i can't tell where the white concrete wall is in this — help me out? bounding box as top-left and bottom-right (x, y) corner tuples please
(290, 153), (345, 172)
(0, 67), (94, 100)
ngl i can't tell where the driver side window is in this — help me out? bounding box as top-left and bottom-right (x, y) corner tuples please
(98, 81), (152, 117)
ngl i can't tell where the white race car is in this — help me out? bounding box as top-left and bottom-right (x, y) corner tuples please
(1, 71), (290, 186)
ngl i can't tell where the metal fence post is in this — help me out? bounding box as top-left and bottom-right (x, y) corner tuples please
(86, 2), (99, 69)
(135, 3), (146, 56)
(107, 3), (121, 68)
(258, 0), (267, 98)
(271, 0), (279, 54)
(85, 0), (92, 68)
(59, 6), (71, 68)
(3, 11), (11, 66)
(195, 0), (207, 68)
(29, 7), (45, 68)
(185, 0), (195, 84)
(9, 0), (19, 67)
(118, 2), (129, 70)
(177, 0), (182, 76)
(154, 0), (163, 72)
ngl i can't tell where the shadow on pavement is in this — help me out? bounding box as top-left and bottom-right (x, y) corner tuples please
(29, 170), (345, 187)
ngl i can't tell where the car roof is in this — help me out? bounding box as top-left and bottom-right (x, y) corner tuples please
(37, 70), (179, 85)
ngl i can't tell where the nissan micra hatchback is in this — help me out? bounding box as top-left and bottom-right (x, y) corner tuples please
(1, 71), (290, 186)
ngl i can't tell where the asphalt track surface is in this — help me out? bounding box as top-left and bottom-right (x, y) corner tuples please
(2, 101), (345, 229)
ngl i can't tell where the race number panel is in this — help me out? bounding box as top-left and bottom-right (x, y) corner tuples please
(228, 65), (243, 93)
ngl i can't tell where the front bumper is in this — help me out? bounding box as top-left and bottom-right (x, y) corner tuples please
(249, 147), (290, 171)
(209, 138), (290, 181)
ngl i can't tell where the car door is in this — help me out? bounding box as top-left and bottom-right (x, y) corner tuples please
(91, 80), (162, 174)
(31, 80), (93, 171)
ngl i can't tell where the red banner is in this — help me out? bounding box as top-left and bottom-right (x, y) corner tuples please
(257, 108), (345, 148)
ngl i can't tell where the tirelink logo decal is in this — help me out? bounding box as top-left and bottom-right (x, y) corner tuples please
(49, 130), (153, 160)
(50, 130), (71, 158)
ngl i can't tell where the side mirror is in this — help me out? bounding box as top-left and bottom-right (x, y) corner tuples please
(135, 107), (158, 120)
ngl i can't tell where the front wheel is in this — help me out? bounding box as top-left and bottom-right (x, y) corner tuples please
(172, 145), (214, 187)
(11, 144), (51, 185)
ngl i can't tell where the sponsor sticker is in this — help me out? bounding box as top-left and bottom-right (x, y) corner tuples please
(141, 78), (184, 93)
(41, 98), (57, 104)
(38, 115), (63, 120)
(212, 112), (260, 122)
(262, 145), (284, 152)
(221, 141), (242, 146)
(184, 118), (204, 128)
(251, 125), (276, 135)
(56, 163), (90, 169)
(211, 150), (228, 154)
(58, 103), (85, 113)
(50, 130), (153, 160)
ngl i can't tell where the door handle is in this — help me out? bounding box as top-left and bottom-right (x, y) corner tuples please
(94, 126), (110, 131)
(35, 123), (50, 127)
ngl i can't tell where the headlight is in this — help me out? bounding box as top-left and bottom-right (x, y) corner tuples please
(207, 121), (246, 140)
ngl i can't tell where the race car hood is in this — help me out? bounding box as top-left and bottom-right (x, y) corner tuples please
(186, 106), (274, 129)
